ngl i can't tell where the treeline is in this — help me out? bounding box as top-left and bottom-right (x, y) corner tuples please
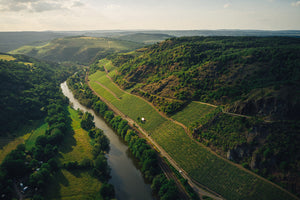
(67, 71), (181, 200)
(0, 53), (79, 134)
(0, 95), (70, 199)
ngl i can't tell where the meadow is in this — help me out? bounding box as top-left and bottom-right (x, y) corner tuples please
(0, 120), (47, 163)
(0, 54), (16, 61)
(44, 107), (103, 199)
(88, 60), (297, 200)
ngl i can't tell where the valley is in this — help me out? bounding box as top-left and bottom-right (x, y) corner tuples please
(0, 32), (299, 200)
(86, 58), (298, 200)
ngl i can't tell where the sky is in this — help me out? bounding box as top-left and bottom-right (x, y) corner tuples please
(0, 0), (299, 31)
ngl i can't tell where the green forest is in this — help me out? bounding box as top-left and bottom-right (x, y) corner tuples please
(0, 53), (78, 134)
(0, 53), (113, 199)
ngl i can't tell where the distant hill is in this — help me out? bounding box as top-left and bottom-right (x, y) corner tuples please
(9, 36), (143, 64)
(0, 31), (68, 52)
(113, 33), (173, 44)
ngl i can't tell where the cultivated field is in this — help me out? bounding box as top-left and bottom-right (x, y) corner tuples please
(88, 60), (297, 200)
(171, 102), (216, 127)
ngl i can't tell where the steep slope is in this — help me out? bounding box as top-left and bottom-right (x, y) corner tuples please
(10, 36), (143, 64)
(100, 36), (300, 196)
(0, 53), (78, 135)
(112, 36), (300, 120)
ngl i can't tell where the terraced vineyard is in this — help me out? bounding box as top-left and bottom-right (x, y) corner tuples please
(171, 102), (216, 128)
(88, 60), (297, 200)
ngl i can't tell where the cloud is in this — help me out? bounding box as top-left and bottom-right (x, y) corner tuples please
(72, 1), (84, 7)
(0, 0), (84, 12)
(31, 1), (64, 12)
(105, 4), (121, 9)
(224, 3), (230, 8)
(291, 1), (300, 7)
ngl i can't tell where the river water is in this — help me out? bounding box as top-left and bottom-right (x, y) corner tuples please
(61, 82), (154, 200)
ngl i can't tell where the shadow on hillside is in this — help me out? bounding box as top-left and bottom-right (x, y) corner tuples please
(44, 169), (69, 199)
(59, 108), (77, 154)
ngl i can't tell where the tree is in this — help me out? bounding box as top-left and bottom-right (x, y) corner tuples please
(93, 154), (110, 181)
(100, 183), (115, 200)
(81, 112), (95, 130)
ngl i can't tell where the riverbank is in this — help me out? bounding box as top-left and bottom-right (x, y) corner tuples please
(61, 81), (155, 200)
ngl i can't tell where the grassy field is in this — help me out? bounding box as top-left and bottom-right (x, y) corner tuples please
(44, 107), (102, 200)
(24, 122), (48, 150)
(45, 170), (102, 200)
(59, 107), (94, 163)
(0, 120), (47, 163)
(88, 61), (297, 200)
(171, 102), (216, 127)
(0, 54), (16, 61)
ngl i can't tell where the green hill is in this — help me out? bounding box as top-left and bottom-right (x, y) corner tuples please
(112, 36), (300, 120)
(0, 53), (78, 135)
(95, 36), (300, 196)
(0, 31), (67, 52)
(9, 36), (143, 64)
(114, 33), (173, 44)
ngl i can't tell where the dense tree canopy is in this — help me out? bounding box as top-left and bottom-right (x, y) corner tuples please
(0, 53), (78, 134)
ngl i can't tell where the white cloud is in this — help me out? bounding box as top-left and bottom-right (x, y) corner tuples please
(0, 0), (85, 12)
(105, 4), (121, 10)
(224, 3), (230, 8)
(291, 1), (300, 7)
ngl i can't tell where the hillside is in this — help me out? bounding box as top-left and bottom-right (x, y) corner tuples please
(9, 36), (143, 64)
(0, 53), (78, 135)
(95, 37), (300, 196)
(114, 33), (173, 44)
(0, 31), (67, 52)
(112, 36), (300, 120)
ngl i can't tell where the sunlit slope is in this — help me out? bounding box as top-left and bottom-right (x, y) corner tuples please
(88, 68), (296, 200)
(10, 36), (143, 64)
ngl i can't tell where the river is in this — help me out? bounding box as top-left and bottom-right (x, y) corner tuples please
(61, 81), (154, 200)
